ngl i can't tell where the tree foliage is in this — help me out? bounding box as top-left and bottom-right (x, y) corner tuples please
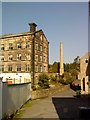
(49, 62), (59, 73)
(49, 56), (80, 80)
(59, 76), (73, 85)
(50, 75), (57, 82)
(38, 73), (49, 89)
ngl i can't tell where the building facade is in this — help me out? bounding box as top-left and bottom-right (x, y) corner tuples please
(79, 52), (90, 94)
(0, 23), (49, 85)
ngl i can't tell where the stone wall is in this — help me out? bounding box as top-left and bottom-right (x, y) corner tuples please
(31, 85), (70, 100)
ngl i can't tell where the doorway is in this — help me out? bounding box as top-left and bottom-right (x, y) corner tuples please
(83, 78), (85, 91)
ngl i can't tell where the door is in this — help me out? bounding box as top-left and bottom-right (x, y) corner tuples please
(83, 78), (85, 91)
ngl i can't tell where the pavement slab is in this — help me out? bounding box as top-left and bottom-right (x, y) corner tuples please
(17, 89), (76, 119)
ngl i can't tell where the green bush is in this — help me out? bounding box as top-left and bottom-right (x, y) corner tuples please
(59, 76), (73, 85)
(59, 78), (65, 84)
(38, 73), (49, 89)
(51, 75), (57, 82)
(65, 76), (73, 84)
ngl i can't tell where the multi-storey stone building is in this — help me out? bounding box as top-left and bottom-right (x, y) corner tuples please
(0, 23), (49, 85)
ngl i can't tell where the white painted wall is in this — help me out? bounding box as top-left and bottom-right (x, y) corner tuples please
(0, 73), (31, 83)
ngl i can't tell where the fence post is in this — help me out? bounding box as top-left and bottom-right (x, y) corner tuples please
(0, 78), (2, 120)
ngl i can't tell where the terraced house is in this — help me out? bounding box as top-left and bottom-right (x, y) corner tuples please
(0, 23), (49, 85)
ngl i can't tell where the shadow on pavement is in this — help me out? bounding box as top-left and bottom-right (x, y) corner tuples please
(52, 95), (90, 120)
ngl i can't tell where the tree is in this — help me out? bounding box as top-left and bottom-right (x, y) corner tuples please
(65, 76), (73, 84)
(49, 61), (59, 73)
(63, 72), (69, 79)
(50, 75), (57, 82)
(59, 75), (73, 85)
(70, 69), (78, 79)
(38, 73), (49, 89)
(74, 56), (80, 64)
(52, 62), (58, 73)
(64, 63), (70, 72)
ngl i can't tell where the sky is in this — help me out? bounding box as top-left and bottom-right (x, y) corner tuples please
(2, 2), (88, 64)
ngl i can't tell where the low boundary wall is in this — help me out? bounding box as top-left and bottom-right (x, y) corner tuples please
(31, 85), (70, 100)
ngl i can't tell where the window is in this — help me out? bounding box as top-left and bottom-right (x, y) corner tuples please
(0, 65), (4, 72)
(85, 58), (88, 63)
(40, 56), (42, 62)
(17, 54), (21, 60)
(0, 44), (4, 51)
(8, 65), (12, 72)
(25, 64), (30, 72)
(17, 65), (21, 72)
(8, 55), (13, 61)
(26, 42), (30, 48)
(40, 65), (42, 72)
(9, 43), (13, 50)
(35, 65), (38, 72)
(44, 46), (46, 52)
(35, 55), (38, 61)
(35, 43), (38, 50)
(40, 35), (42, 41)
(17, 43), (21, 49)
(40, 46), (42, 52)
(0, 55), (4, 61)
(43, 56), (46, 62)
(25, 54), (30, 60)
(43, 66), (46, 72)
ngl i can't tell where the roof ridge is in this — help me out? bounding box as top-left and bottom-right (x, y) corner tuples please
(0, 29), (42, 39)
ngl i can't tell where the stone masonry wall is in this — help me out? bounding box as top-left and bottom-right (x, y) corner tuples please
(31, 85), (70, 100)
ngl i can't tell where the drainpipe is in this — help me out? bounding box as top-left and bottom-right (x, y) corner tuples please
(32, 32), (35, 86)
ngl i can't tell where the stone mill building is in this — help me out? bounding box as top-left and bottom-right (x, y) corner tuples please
(0, 23), (49, 86)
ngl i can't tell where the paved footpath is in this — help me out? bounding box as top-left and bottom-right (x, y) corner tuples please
(18, 89), (76, 119)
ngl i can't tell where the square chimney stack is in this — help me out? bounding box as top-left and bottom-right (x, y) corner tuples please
(29, 23), (37, 33)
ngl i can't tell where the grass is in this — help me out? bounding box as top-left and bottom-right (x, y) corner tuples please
(13, 109), (25, 119)
(13, 99), (38, 119)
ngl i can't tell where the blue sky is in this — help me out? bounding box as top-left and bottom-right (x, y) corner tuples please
(2, 2), (88, 64)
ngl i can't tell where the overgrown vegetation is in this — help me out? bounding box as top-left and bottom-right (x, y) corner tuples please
(48, 56), (80, 85)
(50, 75), (57, 82)
(49, 56), (80, 73)
(59, 76), (73, 85)
(38, 73), (49, 89)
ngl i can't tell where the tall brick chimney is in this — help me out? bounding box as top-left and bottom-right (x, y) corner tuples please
(29, 23), (37, 33)
(60, 42), (64, 76)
